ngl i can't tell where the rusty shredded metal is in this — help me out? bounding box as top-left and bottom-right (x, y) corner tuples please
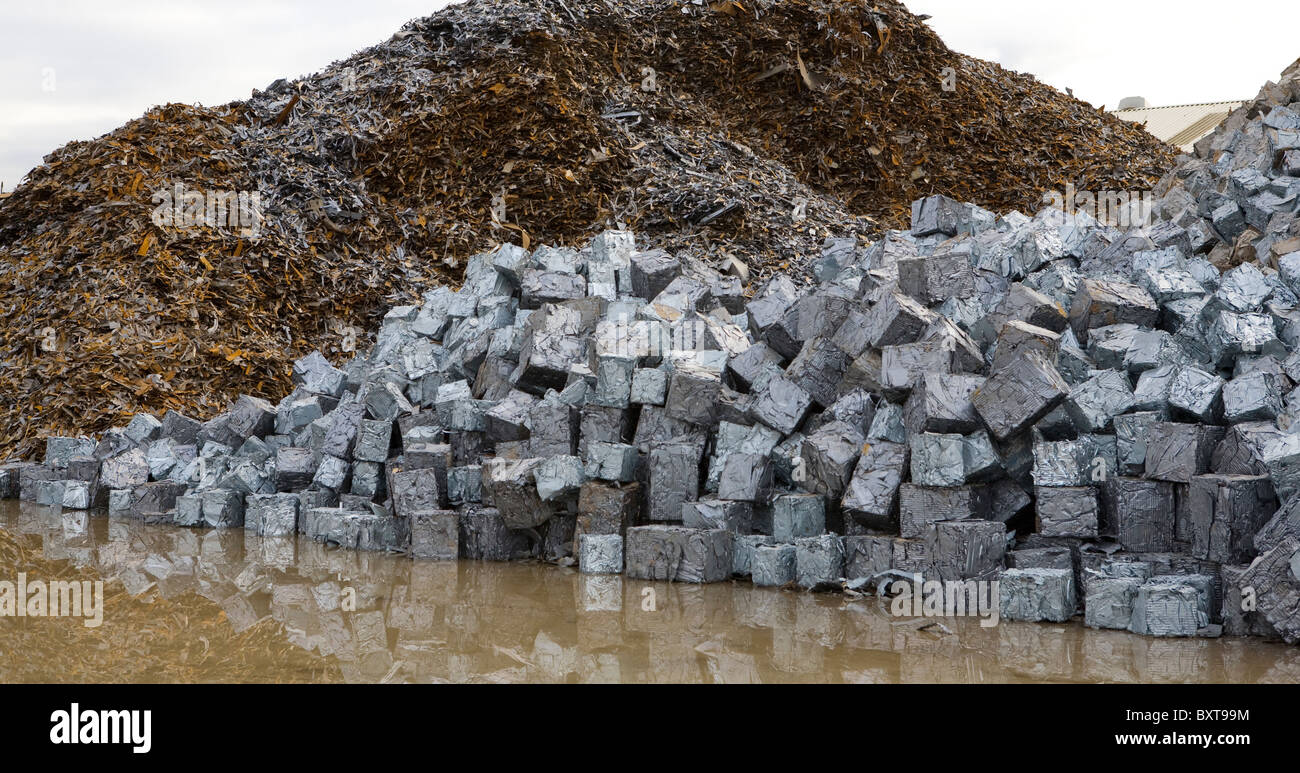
(0, 0), (1174, 458)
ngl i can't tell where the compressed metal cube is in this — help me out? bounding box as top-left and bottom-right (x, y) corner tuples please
(1129, 580), (1205, 636)
(1222, 371), (1283, 422)
(61, 480), (91, 510)
(665, 364), (721, 426)
(513, 331), (586, 394)
(999, 568), (1076, 622)
(578, 404), (629, 457)
(587, 441), (637, 483)
(350, 460), (384, 499)
(772, 493), (825, 540)
(245, 493), (299, 536)
(843, 535), (895, 582)
(519, 269), (586, 308)
(1113, 411), (1165, 475)
(1084, 576), (1142, 629)
(312, 454), (350, 491)
(411, 510), (459, 560)
(926, 520), (1006, 581)
(1068, 278), (1159, 343)
(630, 368), (667, 405)
(592, 354), (637, 409)
(1239, 538), (1300, 643)
(353, 419), (393, 464)
(578, 534), (624, 574)
(733, 534), (778, 576)
(751, 544), (797, 587)
(201, 489), (245, 529)
(969, 351), (1069, 440)
(841, 441), (907, 529)
(899, 484), (991, 538)
(1031, 435), (1114, 486)
(160, 410), (202, 445)
(1185, 474), (1276, 563)
(124, 413), (162, 445)
(1144, 422), (1225, 482)
(643, 442), (699, 521)
(1207, 311), (1286, 367)
(1167, 366), (1224, 422)
(682, 499), (752, 534)
(274, 447), (316, 492)
(485, 390), (535, 443)
(864, 291), (936, 349)
(801, 421), (865, 498)
(749, 374), (813, 435)
(630, 249), (681, 300)
(535, 455), (585, 501)
(228, 395), (276, 439)
(174, 494), (203, 527)
(728, 342), (784, 392)
(44, 436), (96, 468)
(577, 480), (639, 538)
(528, 400), (577, 457)
(992, 320), (1061, 371)
(785, 337), (849, 408)
(293, 350), (347, 397)
(483, 458), (552, 529)
(1102, 477), (1176, 551)
(1219, 564), (1279, 638)
(910, 433), (965, 487)
(961, 431), (1003, 482)
(100, 448), (150, 490)
(902, 373), (984, 435)
(459, 507), (534, 561)
(1063, 369), (1135, 432)
(717, 452), (773, 502)
(795, 534), (846, 589)
(866, 401), (906, 443)
(624, 525), (732, 583)
(1034, 486), (1099, 538)
(447, 465), (483, 505)
(1007, 546), (1073, 571)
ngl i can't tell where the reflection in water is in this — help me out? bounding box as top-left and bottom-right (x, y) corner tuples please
(3, 500), (1299, 683)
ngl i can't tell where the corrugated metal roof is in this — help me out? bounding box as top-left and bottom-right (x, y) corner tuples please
(1113, 101), (1242, 152)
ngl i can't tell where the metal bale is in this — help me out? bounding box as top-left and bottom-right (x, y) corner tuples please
(1101, 477), (1177, 552)
(751, 544), (797, 587)
(1129, 580), (1206, 637)
(624, 525), (733, 583)
(578, 534), (624, 574)
(1084, 576), (1142, 630)
(1144, 422), (1225, 483)
(926, 520), (1006, 581)
(999, 568), (1076, 622)
(899, 483), (991, 538)
(1185, 474), (1276, 563)
(1034, 486), (1099, 538)
(772, 493), (825, 540)
(969, 350), (1069, 441)
(841, 440), (908, 531)
(795, 534), (846, 589)
(411, 510), (460, 560)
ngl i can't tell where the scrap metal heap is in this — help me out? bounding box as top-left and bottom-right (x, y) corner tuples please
(4, 53), (1299, 643)
(0, 0), (1172, 457)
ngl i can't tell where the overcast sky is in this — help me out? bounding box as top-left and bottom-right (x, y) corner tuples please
(1, 0), (1296, 191)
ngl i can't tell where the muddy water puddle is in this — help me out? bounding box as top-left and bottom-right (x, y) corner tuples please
(2, 501), (1298, 683)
